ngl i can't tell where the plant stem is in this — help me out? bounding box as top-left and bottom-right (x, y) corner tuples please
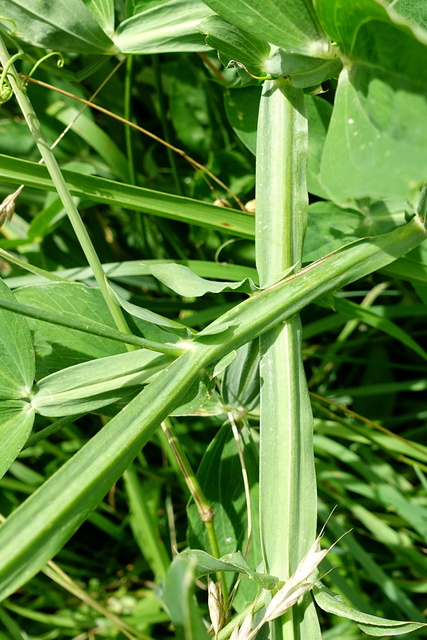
(255, 78), (319, 638)
(0, 36), (133, 339)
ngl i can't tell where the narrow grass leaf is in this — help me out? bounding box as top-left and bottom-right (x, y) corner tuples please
(163, 555), (211, 640)
(123, 465), (170, 581)
(314, 584), (426, 635)
(0, 155), (255, 239)
(47, 103), (130, 182)
(332, 296), (427, 361)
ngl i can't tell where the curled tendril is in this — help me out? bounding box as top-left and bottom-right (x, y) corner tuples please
(0, 76), (13, 104)
(225, 59), (272, 81)
(26, 52), (65, 83)
(0, 51), (25, 104)
(0, 16), (19, 35)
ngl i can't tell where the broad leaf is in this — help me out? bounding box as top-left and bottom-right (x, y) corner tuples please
(114, 0), (211, 53)
(82, 0), (115, 36)
(391, 0), (427, 33)
(0, 279), (35, 399)
(201, 0), (330, 57)
(224, 86), (260, 156)
(187, 423), (261, 606)
(317, 0), (427, 203)
(221, 340), (260, 412)
(183, 549), (278, 589)
(15, 282), (127, 378)
(0, 400), (35, 480)
(0, 0), (116, 53)
(0, 279), (35, 479)
(198, 15), (271, 78)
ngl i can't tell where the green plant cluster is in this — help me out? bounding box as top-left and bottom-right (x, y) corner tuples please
(0, 1), (427, 638)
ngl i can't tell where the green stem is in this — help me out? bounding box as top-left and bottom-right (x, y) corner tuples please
(255, 78), (319, 638)
(160, 418), (227, 600)
(0, 296), (184, 356)
(0, 36), (133, 340)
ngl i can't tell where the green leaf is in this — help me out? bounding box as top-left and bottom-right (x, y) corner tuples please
(212, 350), (236, 377)
(317, 0), (427, 202)
(82, 0), (115, 36)
(163, 556), (211, 640)
(201, 0), (330, 57)
(187, 423), (261, 598)
(198, 15), (271, 77)
(168, 61), (214, 156)
(32, 350), (171, 417)
(314, 584), (427, 635)
(0, 154), (255, 239)
(183, 549), (279, 589)
(305, 95), (333, 198)
(0, 279), (34, 399)
(0, 400), (35, 480)
(0, 0), (116, 53)
(224, 86), (260, 155)
(391, 0), (427, 32)
(14, 282), (127, 378)
(221, 340), (260, 412)
(113, 0), (211, 53)
(148, 262), (257, 296)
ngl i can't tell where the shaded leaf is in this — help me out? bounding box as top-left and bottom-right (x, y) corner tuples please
(198, 15), (271, 78)
(201, 0), (330, 57)
(0, 400), (35, 480)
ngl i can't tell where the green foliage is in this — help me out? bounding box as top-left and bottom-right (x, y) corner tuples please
(0, 1), (426, 638)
